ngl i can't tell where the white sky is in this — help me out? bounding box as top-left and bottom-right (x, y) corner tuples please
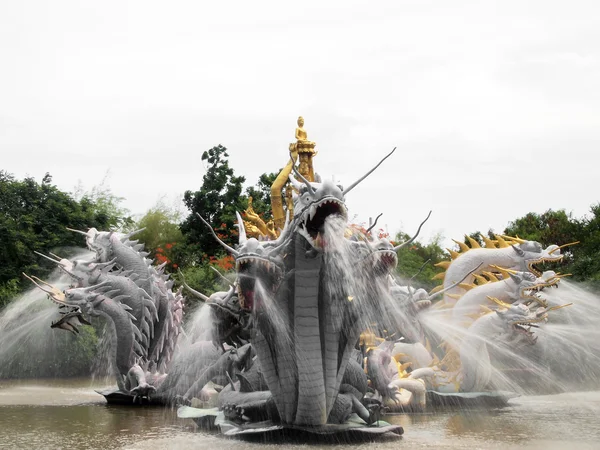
(1, 1), (598, 248)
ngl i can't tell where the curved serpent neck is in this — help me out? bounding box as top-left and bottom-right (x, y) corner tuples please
(93, 295), (137, 377)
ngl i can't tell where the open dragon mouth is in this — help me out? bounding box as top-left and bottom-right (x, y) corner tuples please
(512, 322), (540, 344)
(527, 256), (563, 277)
(527, 261), (547, 277)
(299, 197), (347, 249)
(511, 312), (548, 344)
(236, 256), (283, 311)
(521, 278), (561, 306)
(370, 250), (398, 275)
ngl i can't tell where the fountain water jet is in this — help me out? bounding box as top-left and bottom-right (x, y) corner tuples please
(6, 118), (600, 442)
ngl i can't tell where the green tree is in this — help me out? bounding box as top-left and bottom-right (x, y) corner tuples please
(181, 145), (247, 263)
(395, 231), (446, 291)
(131, 201), (185, 272)
(571, 203), (600, 287)
(503, 209), (584, 270)
(0, 171), (129, 306)
(504, 210), (582, 249)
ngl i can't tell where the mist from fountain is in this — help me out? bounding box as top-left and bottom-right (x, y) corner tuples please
(417, 278), (600, 396)
(0, 250), (102, 379)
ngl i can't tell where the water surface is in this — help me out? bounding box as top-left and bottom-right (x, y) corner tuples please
(1, 379), (599, 449)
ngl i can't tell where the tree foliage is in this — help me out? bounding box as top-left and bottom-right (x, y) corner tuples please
(394, 231), (446, 290)
(0, 171), (130, 306)
(181, 145), (247, 263)
(501, 209), (584, 274)
(570, 204), (600, 288)
(132, 202), (184, 272)
(504, 210), (583, 253)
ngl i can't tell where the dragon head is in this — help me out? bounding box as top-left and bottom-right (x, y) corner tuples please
(196, 212), (290, 311)
(355, 236), (398, 276)
(235, 213), (288, 310)
(66, 227), (117, 262)
(35, 252), (116, 287)
(513, 270), (565, 307)
(487, 296), (572, 345)
(288, 148), (396, 250)
(489, 265), (565, 308)
(289, 176), (347, 250)
(24, 273), (107, 316)
(503, 236), (578, 276)
(356, 210), (432, 276)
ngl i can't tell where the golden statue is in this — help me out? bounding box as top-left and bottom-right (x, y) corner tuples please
(245, 115), (318, 234)
(295, 116), (308, 141)
(243, 197), (278, 240)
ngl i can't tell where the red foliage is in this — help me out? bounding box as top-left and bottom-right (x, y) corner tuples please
(209, 254), (235, 272)
(153, 242), (178, 269)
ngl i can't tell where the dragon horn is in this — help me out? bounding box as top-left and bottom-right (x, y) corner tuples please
(34, 251), (62, 264)
(342, 147), (396, 195)
(546, 303), (574, 312)
(82, 280), (110, 292)
(209, 266), (234, 288)
(365, 213), (383, 234)
(500, 235), (527, 244)
(66, 227), (89, 236)
(487, 295), (511, 309)
(121, 228), (146, 240)
(235, 211), (247, 245)
(288, 173), (303, 192)
(35, 253), (83, 281)
(22, 273), (67, 304)
(178, 269), (210, 302)
(289, 153), (316, 195)
(195, 213), (239, 257)
(393, 210), (432, 251)
(553, 273), (572, 279)
(548, 241), (580, 254)
(410, 259), (431, 281)
(25, 274), (58, 290)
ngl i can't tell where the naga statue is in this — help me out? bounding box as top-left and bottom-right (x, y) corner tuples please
(432, 235), (571, 304)
(24, 117), (579, 439)
(26, 229), (186, 399)
(389, 232), (575, 405)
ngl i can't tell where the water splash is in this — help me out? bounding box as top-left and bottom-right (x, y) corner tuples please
(0, 251), (101, 379)
(416, 279), (600, 394)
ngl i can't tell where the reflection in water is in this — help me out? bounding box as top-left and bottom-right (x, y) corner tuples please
(1, 379), (600, 449)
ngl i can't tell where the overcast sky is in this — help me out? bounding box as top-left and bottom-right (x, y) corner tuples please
(1, 1), (598, 248)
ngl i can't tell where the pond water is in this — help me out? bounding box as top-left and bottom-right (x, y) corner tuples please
(1, 379), (599, 449)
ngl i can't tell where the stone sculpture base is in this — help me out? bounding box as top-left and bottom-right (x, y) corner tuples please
(178, 407), (403, 441)
(96, 388), (166, 406)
